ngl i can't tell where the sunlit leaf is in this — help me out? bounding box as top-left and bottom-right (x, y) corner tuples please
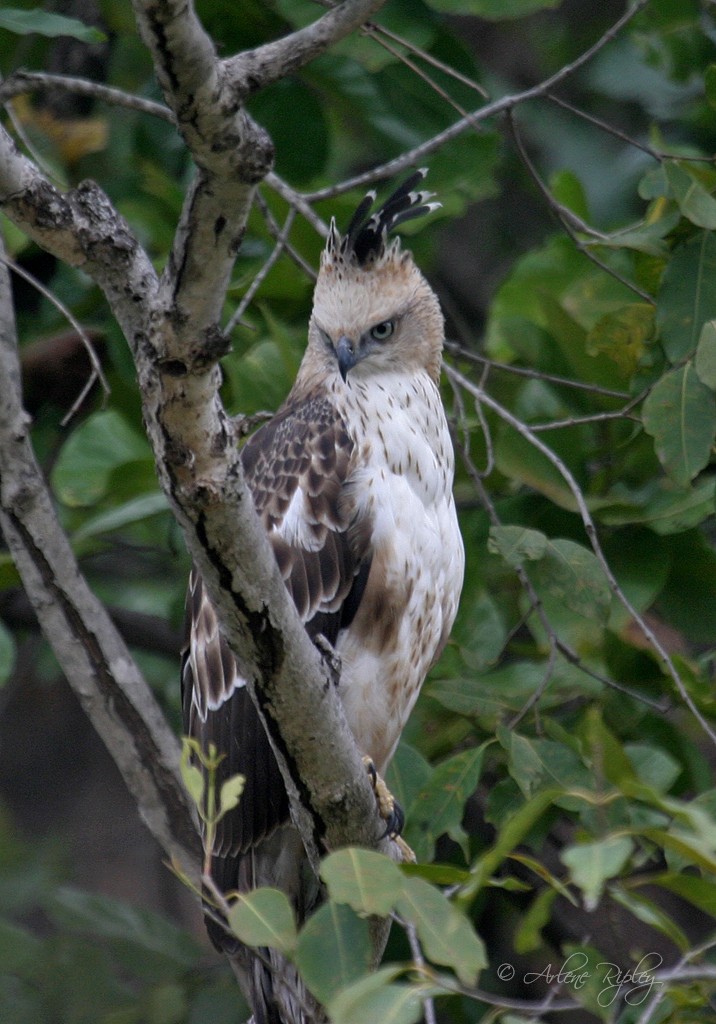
(219, 774), (245, 816)
(179, 738), (204, 808)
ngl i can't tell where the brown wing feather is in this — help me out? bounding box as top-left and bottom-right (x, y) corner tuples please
(181, 392), (372, 886)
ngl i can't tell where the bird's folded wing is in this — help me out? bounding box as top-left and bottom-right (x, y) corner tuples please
(181, 392), (373, 857)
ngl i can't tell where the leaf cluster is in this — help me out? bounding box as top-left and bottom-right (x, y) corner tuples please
(2, 1), (716, 1023)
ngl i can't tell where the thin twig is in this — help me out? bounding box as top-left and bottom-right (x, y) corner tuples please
(366, 22), (489, 99)
(0, 70), (175, 123)
(225, 205), (298, 334)
(0, 252), (110, 422)
(506, 109), (655, 304)
(401, 917), (438, 1024)
(266, 172), (329, 237)
(304, 0), (650, 201)
(444, 341), (632, 399)
(547, 91), (716, 164)
(256, 190), (317, 279)
(446, 362), (716, 748)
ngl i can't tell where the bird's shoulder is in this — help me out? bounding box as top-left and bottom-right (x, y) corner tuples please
(241, 389), (354, 530)
(240, 388), (371, 627)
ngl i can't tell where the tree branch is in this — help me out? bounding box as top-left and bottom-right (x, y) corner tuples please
(0, 0), (394, 904)
(0, 231), (201, 880)
(224, 0), (388, 99)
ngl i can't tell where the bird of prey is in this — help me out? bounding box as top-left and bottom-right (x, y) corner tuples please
(181, 170), (464, 1023)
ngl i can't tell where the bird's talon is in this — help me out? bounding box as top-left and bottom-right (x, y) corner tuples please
(362, 755), (414, 860)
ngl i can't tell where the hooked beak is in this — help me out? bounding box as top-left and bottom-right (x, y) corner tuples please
(336, 335), (357, 381)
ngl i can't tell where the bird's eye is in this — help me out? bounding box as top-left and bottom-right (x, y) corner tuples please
(370, 320), (395, 342)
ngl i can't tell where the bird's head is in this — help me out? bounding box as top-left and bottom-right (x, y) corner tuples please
(305, 170), (445, 385)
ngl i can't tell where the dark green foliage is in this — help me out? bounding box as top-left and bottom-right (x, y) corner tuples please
(2, 1), (716, 1022)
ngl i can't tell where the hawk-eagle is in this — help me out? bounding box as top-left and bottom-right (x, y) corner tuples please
(181, 171), (464, 1023)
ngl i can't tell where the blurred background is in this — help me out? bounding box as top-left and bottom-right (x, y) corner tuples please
(1, 1), (716, 1021)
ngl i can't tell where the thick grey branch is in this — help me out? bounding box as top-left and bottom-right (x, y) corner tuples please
(0, 235), (200, 880)
(0, 0), (395, 954)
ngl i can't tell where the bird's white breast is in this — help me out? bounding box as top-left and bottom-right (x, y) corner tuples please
(337, 371), (464, 770)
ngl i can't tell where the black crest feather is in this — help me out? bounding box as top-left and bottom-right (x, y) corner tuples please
(340, 169), (439, 266)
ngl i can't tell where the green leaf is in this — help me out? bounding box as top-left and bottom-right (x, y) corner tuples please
(0, 7), (106, 41)
(656, 230), (716, 362)
(395, 876), (486, 985)
(49, 887), (201, 967)
(404, 745), (487, 862)
(72, 492), (169, 543)
(497, 727), (592, 798)
(465, 788), (565, 899)
(532, 539), (611, 622)
(651, 871), (716, 917)
(295, 902), (371, 1006)
(586, 304), (655, 375)
(513, 887), (558, 954)
(594, 211), (679, 256)
(227, 888), (297, 954)
(625, 744), (681, 794)
(642, 362), (716, 485)
(664, 161), (716, 229)
(0, 620), (16, 687)
(386, 743), (432, 818)
(329, 969), (424, 1024)
(179, 739), (204, 808)
(706, 64), (716, 109)
(696, 320), (716, 388)
(610, 886), (689, 951)
(219, 774), (245, 817)
(580, 708), (637, 788)
(560, 836), (634, 911)
(321, 848), (403, 918)
(0, 919), (44, 978)
(494, 427), (582, 512)
(488, 525), (547, 567)
(52, 410), (151, 507)
(549, 170), (589, 222)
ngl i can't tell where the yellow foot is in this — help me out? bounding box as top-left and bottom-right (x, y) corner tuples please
(362, 755), (416, 863)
